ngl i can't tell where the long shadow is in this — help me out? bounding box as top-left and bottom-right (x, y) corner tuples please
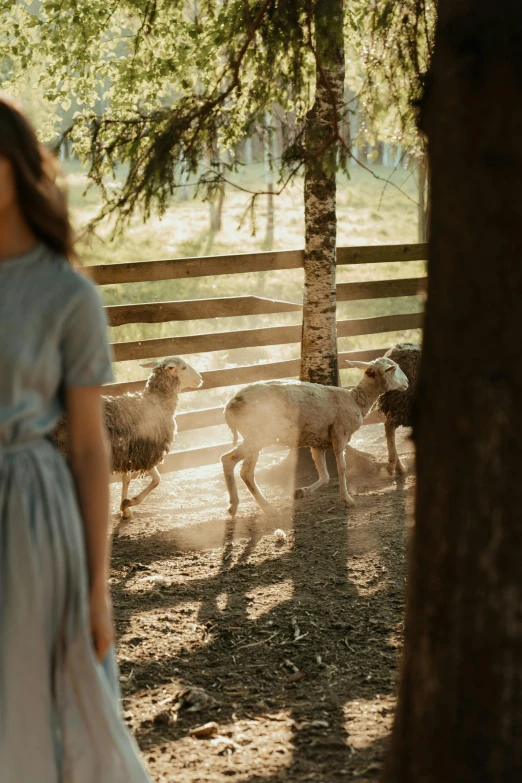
(110, 448), (413, 781)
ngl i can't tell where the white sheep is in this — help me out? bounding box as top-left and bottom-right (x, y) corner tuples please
(221, 357), (408, 515)
(53, 356), (202, 518)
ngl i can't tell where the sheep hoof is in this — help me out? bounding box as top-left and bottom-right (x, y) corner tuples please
(342, 496), (356, 508)
(386, 461), (396, 476)
(121, 507), (133, 520)
(294, 487), (309, 500)
(395, 459), (406, 475)
(228, 503), (238, 518)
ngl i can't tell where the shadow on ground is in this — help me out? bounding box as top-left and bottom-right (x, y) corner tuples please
(110, 425), (414, 782)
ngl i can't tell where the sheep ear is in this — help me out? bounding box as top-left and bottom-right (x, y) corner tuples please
(385, 365), (396, 373)
(140, 361), (160, 369)
(345, 360), (370, 370)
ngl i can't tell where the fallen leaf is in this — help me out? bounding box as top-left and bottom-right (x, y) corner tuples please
(211, 736), (242, 752)
(190, 721), (219, 738)
(287, 670), (307, 683)
(353, 762), (382, 777)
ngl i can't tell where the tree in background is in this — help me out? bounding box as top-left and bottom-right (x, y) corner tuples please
(262, 110), (275, 251)
(352, 0), (434, 242)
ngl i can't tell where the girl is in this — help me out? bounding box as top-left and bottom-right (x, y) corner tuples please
(0, 95), (151, 781)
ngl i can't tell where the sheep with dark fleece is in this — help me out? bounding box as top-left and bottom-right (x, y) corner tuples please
(376, 342), (421, 475)
(53, 356), (202, 518)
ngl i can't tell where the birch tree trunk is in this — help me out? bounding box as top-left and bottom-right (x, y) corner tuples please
(382, 2), (522, 780)
(300, 0), (345, 386)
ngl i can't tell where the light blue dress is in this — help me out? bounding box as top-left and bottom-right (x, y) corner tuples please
(0, 244), (151, 782)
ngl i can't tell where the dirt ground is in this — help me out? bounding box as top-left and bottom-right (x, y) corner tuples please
(109, 424), (415, 783)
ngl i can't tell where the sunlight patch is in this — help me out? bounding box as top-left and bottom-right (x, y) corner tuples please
(246, 579), (293, 620)
(119, 601), (208, 663)
(215, 592), (229, 612)
(344, 695), (395, 750)
(347, 553), (389, 597)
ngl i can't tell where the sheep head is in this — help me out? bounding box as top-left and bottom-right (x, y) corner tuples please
(346, 357), (408, 393)
(141, 357), (203, 393)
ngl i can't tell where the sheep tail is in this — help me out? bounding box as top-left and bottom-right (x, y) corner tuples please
(225, 398), (239, 446)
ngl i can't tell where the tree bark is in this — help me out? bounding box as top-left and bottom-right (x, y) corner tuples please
(244, 137), (253, 165)
(209, 186), (225, 232)
(263, 110), (275, 250)
(382, 2), (522, 781)
(300, 0), (345, 386)
(207, 133), (225, 232)
(417, 150), (428, 243)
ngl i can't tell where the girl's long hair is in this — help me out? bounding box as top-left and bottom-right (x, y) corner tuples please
(0, 93), (76, 262)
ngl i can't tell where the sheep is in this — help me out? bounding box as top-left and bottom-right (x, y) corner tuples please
(375, 343), (421, 475)
(221, 357), (409, 516)
(53, 356), (202, 518)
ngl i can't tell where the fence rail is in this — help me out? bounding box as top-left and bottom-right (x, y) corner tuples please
(87, 243), (428, 285)
(106, 277), (426, 328)
(91, 244), (427, 474)
(107, 347), (390, 398)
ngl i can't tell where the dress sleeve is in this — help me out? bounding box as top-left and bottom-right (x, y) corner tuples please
(61, 275), (114, 388)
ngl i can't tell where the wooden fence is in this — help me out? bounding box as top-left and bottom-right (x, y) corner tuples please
(87, 243), (427, 473)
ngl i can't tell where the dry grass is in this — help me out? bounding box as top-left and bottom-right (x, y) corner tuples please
(69, 161), (420, 267)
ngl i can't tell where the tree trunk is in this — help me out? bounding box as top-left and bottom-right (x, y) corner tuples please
(382, 2), (522, 781)
(180, 170), (189, 201)
(263, 110), (275, 250)
(207, 134), (225, 232)
(300, 0), (345, 386)
(61, 138), (70, 161)
(417, 151), (428, 243)
(209, 185), (225, 232)
(244, 137), (253, 165)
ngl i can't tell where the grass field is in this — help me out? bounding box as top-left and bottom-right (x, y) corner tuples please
(65, 159), (424, 445)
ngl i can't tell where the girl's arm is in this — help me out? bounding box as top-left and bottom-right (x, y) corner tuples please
(65, 384), (114, 662)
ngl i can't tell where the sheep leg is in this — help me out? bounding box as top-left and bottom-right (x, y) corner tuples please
(221, 444), (249, 517)
(294, 448), (329, 499)
(240, 452), (272, 512)
(333, 444), (355, 508)
(121, 467), (161, 514)
(120, 472), (132, 519)
(385, 420), (405, 475)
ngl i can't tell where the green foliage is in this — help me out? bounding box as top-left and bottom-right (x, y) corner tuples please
(0, 0), (434, 227)
(1, 0), (327, 230)
(351, 0), (436, 154)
